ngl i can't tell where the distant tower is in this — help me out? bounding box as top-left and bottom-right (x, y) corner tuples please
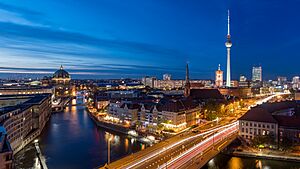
(225, 10), (232, 87)
(184, 63), (191, 97)
(215, 64), (223, 88)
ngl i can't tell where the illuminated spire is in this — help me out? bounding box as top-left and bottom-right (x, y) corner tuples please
(218, 64), (221, 71)
(227, 10), (230, 36)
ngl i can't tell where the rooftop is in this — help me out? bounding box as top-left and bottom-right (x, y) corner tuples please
(239, 101), (300, 125)
(53, 65), (70, 79)
(0, 94), (51, 116)
(239, 107), (277, 123)
(189, 89), (224, 100)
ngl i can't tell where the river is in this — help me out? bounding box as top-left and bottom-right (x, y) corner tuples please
(14, 98), (300, 169)
(202, 153), (300, 169)
(15, 99), (146, 169)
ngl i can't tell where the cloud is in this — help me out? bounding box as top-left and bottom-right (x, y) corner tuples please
(0, 2), (46, 27)
(0, 2), (190, 78)
(0, 21), (187, 70)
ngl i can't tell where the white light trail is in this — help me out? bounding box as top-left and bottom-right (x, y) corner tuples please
(158, 122), (238, 169)
(124, 122), (238, 169)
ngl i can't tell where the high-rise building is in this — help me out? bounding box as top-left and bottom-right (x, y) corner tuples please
(277, 76), (287, 85)
(225, 10), (232, 87)
(292, 76), (300, 89)
(252, 66), (262, 82)
(142, 76), (156, 88)
(215, 64), (223, 88)
(163, 74), (171, 81)
(184, 63), (190, 97)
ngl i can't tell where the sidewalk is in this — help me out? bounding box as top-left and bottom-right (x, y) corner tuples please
(231, 148), (300, 162)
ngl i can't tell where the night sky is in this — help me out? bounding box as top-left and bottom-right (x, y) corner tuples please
(0, 0), (299, 80)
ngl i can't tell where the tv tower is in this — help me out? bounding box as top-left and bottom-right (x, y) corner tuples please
(225, 10), (232, 87)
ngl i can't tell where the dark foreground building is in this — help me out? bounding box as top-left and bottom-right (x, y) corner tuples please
(239, 101), (300, 147)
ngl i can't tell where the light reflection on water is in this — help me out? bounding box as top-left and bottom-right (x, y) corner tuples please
(14, 97), (146, 169)
(228, 157), (243, 169)
(203, 153), (300, 169)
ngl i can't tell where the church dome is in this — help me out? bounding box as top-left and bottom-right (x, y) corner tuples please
(53, 65), (70, 79)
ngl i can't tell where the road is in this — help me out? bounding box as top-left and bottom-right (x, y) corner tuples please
(103, 122), (238, 169)
(158, 122), (238, 169)
(102, 93), (287, 169)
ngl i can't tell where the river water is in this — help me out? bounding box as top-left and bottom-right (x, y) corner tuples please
(14, 98), (300, 169)
(15, 100), (146, 169)
(202, 153), (300, 169)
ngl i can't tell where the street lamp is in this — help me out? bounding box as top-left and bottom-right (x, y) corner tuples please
(108, 135), (113, 164)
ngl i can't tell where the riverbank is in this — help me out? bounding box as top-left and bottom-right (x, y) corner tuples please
(222, 139), (300, 163)
(87, 109), (130, 134)
(15, 103), (147, 169)
(231, 150), (300, 162)
(86, 107), (157, 145)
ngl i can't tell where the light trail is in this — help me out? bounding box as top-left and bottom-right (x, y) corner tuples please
(255, 92), (289, 105)
(158, 122), (238, 169)
(123, 122), (238, 169)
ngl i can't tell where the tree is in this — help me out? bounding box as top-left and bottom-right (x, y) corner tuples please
(252, 135), (275, 148)
(203, 99), (221, 120)
(279, 137), (293, 150)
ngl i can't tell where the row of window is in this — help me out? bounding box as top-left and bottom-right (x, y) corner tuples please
(241, 127), (271, 136)
(241, 121), (275, 129)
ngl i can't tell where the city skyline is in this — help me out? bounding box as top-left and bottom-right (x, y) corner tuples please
(1, 1), (300, 169)
(0, 0), (300, 79)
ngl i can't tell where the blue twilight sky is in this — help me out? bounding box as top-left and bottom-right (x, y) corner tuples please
(0, 0), (299, 80)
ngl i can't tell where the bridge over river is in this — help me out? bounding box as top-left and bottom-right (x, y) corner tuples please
(101, 122), (239, 169)
(100, 93), (291, 169)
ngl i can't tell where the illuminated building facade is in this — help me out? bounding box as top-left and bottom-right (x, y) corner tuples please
(292, 76), (300, 89)
(106, 98), (200, 133)
(52, 65), (72, 96)
(277, 76), (287, 85)
(239, 101), (300, 146)
(240, 75), (247, 82)
(142, 76), (156, 88)
(252, 66), (262, 82)
(163, 74), (171, 81)
(0, 127), (13, 169)
(215, 64), (223, 88)
(0, 86), (53, 96)
(0, 94), (51, 154)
